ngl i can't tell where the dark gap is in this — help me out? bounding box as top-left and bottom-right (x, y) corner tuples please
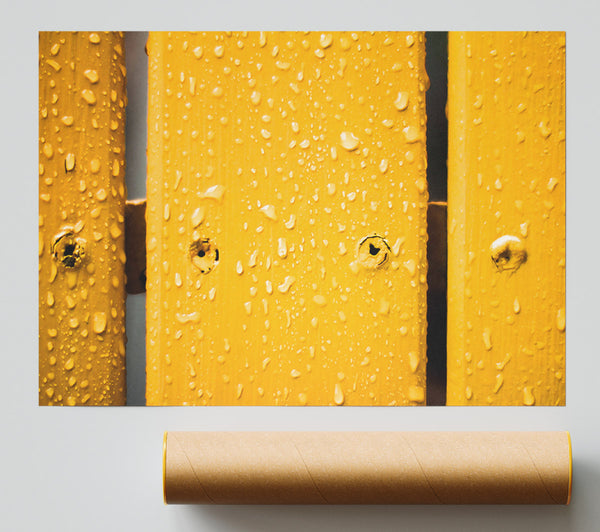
(369, 243), (380, 256)
(425, 32), (448, 406)
(124, 31), (149, 406)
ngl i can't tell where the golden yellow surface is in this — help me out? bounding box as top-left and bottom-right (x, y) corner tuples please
(447, 32), (565, 405)
(146, 32), (429, 405)
(39, 32), (127, 405)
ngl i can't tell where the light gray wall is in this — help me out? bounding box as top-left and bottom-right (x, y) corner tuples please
(2, 2), (599, 531)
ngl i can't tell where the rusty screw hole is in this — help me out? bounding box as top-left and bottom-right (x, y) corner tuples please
(357, 235), (390, 268)
(190, 238), (219, 273)
(52, 231), (86, 269)
(490, 235), (527, 272)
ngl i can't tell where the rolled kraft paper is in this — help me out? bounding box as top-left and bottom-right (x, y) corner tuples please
(163, 431), (572, 505)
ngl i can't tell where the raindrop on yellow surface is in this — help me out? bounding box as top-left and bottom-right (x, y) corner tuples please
(523, 387), (536, 406)
(482, 328), (492, 350)
(259, 204), (277, 221)
(313, 295), (327, 307)
(92, 312), (107, 334)
(556, 308), (566, 332)
(334, 383), (345, 405)
(319, 33), (333, 48)
(408, 385), (425, 403)
(84, 69), (99, 83)
(81, 89), (96, 105)
(340, 131), (359, 151)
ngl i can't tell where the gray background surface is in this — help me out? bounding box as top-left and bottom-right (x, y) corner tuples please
(3, 1), (600, 530)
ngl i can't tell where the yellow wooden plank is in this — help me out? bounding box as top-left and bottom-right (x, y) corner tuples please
(146, 31), (429, 405)
(447, 32), (565, 405)
(39, 32), (127, 405)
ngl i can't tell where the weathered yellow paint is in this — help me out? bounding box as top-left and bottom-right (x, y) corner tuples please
(146, 32), (429, 405)
(447, 32), (565, 405)
(39, 32), (127, 405)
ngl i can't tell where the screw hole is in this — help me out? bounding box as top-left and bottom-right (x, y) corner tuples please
(490, 235), (527, 272)
(52, 231), (86, 269)
(190, 238), (219, 273)
(357, 235), (390, 268)
(369, 243), (380, 256)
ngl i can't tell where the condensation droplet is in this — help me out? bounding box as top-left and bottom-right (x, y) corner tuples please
(334, 383), (345, 405)
(277, 238), (287, 258)
(109, 223), (122, 239)
(284, 214), (296, 229)
(408, 352), (420, 373)
(556, 308), (566, 332)
(92, 312), (107, 334)
(202, 184), (225, 201)
(278, 276), (295, 293)
(538, 121), (552, 138)
(259, 204), (277, 221)
(403, 126), (420, 143)
(42, 143), (54, 159)
(313, 294), (327, 307)
(176, 312), (201, 324)
(523, 387), (536, 406)
(84, 69), (99, 83)
(379, 299), (390, 315)
(340, 131), (359, 151)
(408, 385), (425, 403)
(493, 374), (504, 394)
(482, 328), (492, 350)
(191, 207), (205, 227)
(513, 298), (521, 314)
(81, 89), (96, 105)
(394, 91), (409, 111)
(64, 153), (75, 172)
(250, 91), (261, 106)
(319, 33), (333, 48)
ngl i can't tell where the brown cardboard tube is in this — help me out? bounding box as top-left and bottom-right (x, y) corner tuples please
(163, 431), (572, 505)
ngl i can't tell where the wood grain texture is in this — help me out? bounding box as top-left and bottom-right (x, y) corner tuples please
(146, 32), (429, 405)
(447, 32), (565, 405)
(39, 32), (127, 405)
